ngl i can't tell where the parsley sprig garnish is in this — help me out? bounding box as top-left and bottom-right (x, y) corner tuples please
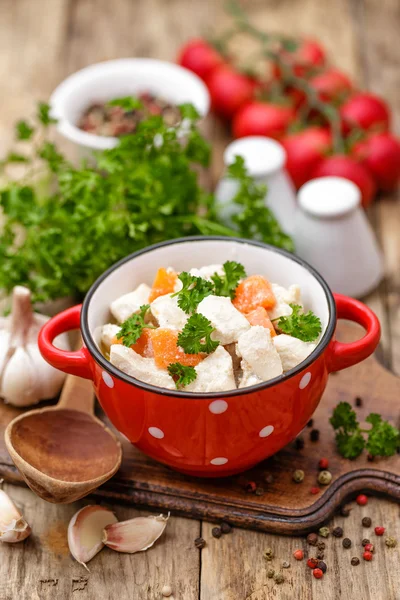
(330, 402), (400, 459)
(116, 304), (155, 347)
(177, 314), (219, 354)
(167, 362), (197, 389)
(275, 304), (322, 342)
(211, 261), (246, 299)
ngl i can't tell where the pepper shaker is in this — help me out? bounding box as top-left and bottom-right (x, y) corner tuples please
(215, 136), (297, 234)
(293, 177), (384, 298)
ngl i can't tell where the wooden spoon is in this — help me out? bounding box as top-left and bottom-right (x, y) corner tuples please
(4, 375), (122, 503)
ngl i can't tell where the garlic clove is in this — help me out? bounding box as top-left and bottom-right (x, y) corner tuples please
(103, 513), (169, 554)
(1, 347), (39, 407)
(0, 488), (31, 543)
(68, 505), (118, 570)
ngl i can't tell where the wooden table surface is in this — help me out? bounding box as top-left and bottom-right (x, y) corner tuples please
(0, 1), (399, 598)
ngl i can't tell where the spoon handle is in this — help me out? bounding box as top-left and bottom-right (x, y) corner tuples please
(57, 375), (94, 414)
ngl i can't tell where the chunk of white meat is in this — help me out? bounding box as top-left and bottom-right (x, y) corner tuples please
(197, 295), (250, 345)
(268, 283), (302, 321)
(101, 324), (121, 351)
(189, 264), (224, 280)
(273, 334), (316, 372)
(150, 293), (188, 330)
(110, 283), (151, 323)
(239, 360), (263, 389)
(110, 345), (176, 389)
(236, 326), (283, 381)
(185, 346), (236, 393)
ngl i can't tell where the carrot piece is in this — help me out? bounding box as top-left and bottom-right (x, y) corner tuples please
(233, 275), (276, 313)
(148, 268), (178, 303)
(112, 329), (154, 357)
(150, 328), (204, 369)
(245, 307), (276, 337)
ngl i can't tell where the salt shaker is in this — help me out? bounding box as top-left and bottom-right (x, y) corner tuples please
(215, 136), (297, 234)
(293, 177), (384, 298)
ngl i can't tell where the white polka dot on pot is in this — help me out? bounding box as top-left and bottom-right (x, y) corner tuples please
(259, 425), (274, 438)
(299, 372), (312, 389)
(148, 427), (165, 439)
(210, 457), (228, 466)
(208, 400), (228, 414)
(102, 371), (114, 388)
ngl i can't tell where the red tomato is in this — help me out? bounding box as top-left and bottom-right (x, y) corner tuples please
(272, 39), (326, 79)
(282, 127), (332, 189)
(340, 93), (391, 134)
(311, 155), (376, 207)
(232, 101), (295, 140)
(352, 133), (400, 192)
(177, 38), (224, 81)
(309, 68), (353, 103)
(206, 66), (257, 119)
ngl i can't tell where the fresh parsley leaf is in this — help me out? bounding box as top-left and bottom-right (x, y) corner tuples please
(172, 272), (214, 314)
(211, 261), (246, 298)
(177, 314), (219, 354)
(15, 120), (34, 141)
(37, 102), (57, 126)
(179, 103), (200, 120)
(4, 152), (29, 164)
(334, 429), (366, 459)
(167, 362), (197, 389)
(107, 96), (143, 111)
(276, 304), (322, 342)
(116, 304), (155, 347)
(330, 402), (359, 432)
(365, 413), (400, 457)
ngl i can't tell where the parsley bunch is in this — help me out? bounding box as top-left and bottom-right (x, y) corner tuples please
(330, 402), (400, 459)
(276, 304), (321, 342)
(116, 305), (155, 346)
(0, 101), (293, 304)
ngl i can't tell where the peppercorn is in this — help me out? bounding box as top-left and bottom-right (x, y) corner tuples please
(356, 494), (368, 506)
(375, 526), (385, 536)
(362, 517), (372, 527)
(307, 532), (318, 546)
(385, 536), (397, 548)
(340, 506), (351, 517)
(319, 458), (329, 470)
(333, 526), (344, 538)
(363, 550), (373, 561)
(282, 561), (290, 569)
(307, 558), (319, 569)
(364, 543), (374, 553)
(351, 557), (360, 566)
(310, 429), (320, 442)
(318, 470), (332, 485)
(316, 551), (324, 560)
(367, 454), (374, 462)
(362, 539), (370, 547)
(274, 573), (285, 584)
(319, 527), (330, 538)
(263, 548), (274, 561)
(255, 487), (265, 496)
(342, 538), (352, 549)
(295, 437), (305, 450)
(264, 474), (274, 484)
(307, 419), (314, 428)
(317, 541), (326, 551)
(194, 537), (206, 549)
(293, 469), (305, 483)
(310, 487), (320, 495)
(266, 568), (275, 579)
(317, 560), (327, 573)
(313, 568), (324, 579)
(212, 527), (222, 539)
(293, 549), (304, 561)
(162, 585), (173, 597)
(220, 522), (232, 534)
(355, 396), (363, 407)
(245, 481), (257, 493)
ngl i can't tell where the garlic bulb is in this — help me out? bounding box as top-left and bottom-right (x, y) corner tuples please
(68, 505), (118, 570)
(0, 484), (31, 543)
(0, 286), (69, 406)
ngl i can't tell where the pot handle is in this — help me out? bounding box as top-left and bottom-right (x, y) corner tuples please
(328, 293), (381, 372)
(38, 304), (93, 380)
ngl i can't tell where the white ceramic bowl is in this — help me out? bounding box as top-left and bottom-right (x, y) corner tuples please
(50, 58), (210, 151)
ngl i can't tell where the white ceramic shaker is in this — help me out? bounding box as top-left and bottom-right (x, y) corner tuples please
(293, 176), (384, 297)
(215, 136), (297, 234)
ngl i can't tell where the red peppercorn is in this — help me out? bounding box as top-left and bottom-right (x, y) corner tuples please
(364, 543), (374, 553)
(307, 558), (319, 569)
(245, 481), (257, 493)
(310, 487), (320, 495)
(313, 568), (324, 579)
(293, 549), (304, 561)
(375, 526), (385, 536)
(319, 458), (329, 470)
(356, 494), (368, 506)
(363, 551), (373, 561)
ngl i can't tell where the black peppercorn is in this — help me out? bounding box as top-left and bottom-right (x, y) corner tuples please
(194, 537), (206, 549)
(355, 396), (363, 407)
(307, 532), (318, 546)
(351, 557), (360, 566)
(220, 522), (232, 534)
(362, 517), (372, 528)
(362, 538), (370, 547)
(342, 538), (352, 549)
(316, 551), (324, 560)
(310, 429), (320, 442)
(317, 541), (326, 551)
(212, 527), (222, 539)
(295, 437), (305, 450)
(307, 419), (314, 428)
(317, 560), (327, 573)
(340, 506), (351, 517)
(333, 526), (344, 538)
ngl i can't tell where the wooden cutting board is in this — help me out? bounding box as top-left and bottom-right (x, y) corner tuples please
(1, 323), (399, 535)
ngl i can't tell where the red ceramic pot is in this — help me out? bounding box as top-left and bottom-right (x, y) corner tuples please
(38, 237), (380, 477)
